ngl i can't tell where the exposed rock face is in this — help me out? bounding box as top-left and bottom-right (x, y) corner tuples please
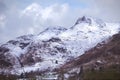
(75, 16), (92, 25)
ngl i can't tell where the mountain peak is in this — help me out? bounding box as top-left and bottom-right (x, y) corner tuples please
(75, 16), (92, 25)
(75, 16), (106, 28)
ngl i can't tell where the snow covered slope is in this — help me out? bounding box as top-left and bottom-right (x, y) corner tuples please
(0, 16), (119, 74)
(59, 16), (120, 57)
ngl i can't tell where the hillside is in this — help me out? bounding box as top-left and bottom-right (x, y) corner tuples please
(59, 33), (120, 80)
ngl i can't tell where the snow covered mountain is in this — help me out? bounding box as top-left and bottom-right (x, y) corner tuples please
(0, 16), (119, 75)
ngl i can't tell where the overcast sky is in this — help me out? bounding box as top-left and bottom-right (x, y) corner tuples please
(0, 0), (120, 43)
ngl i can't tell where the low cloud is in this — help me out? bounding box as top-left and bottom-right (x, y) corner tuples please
(95, 0), (120, 22)
(21, 3), (69, 31)
(0, 1), (6, 14)
(0, 3), (70, 43)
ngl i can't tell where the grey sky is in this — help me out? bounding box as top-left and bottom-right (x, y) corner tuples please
(0, 0), (120, 43)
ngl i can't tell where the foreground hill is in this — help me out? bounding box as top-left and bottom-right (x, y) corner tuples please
(59, 33), (120, 80)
